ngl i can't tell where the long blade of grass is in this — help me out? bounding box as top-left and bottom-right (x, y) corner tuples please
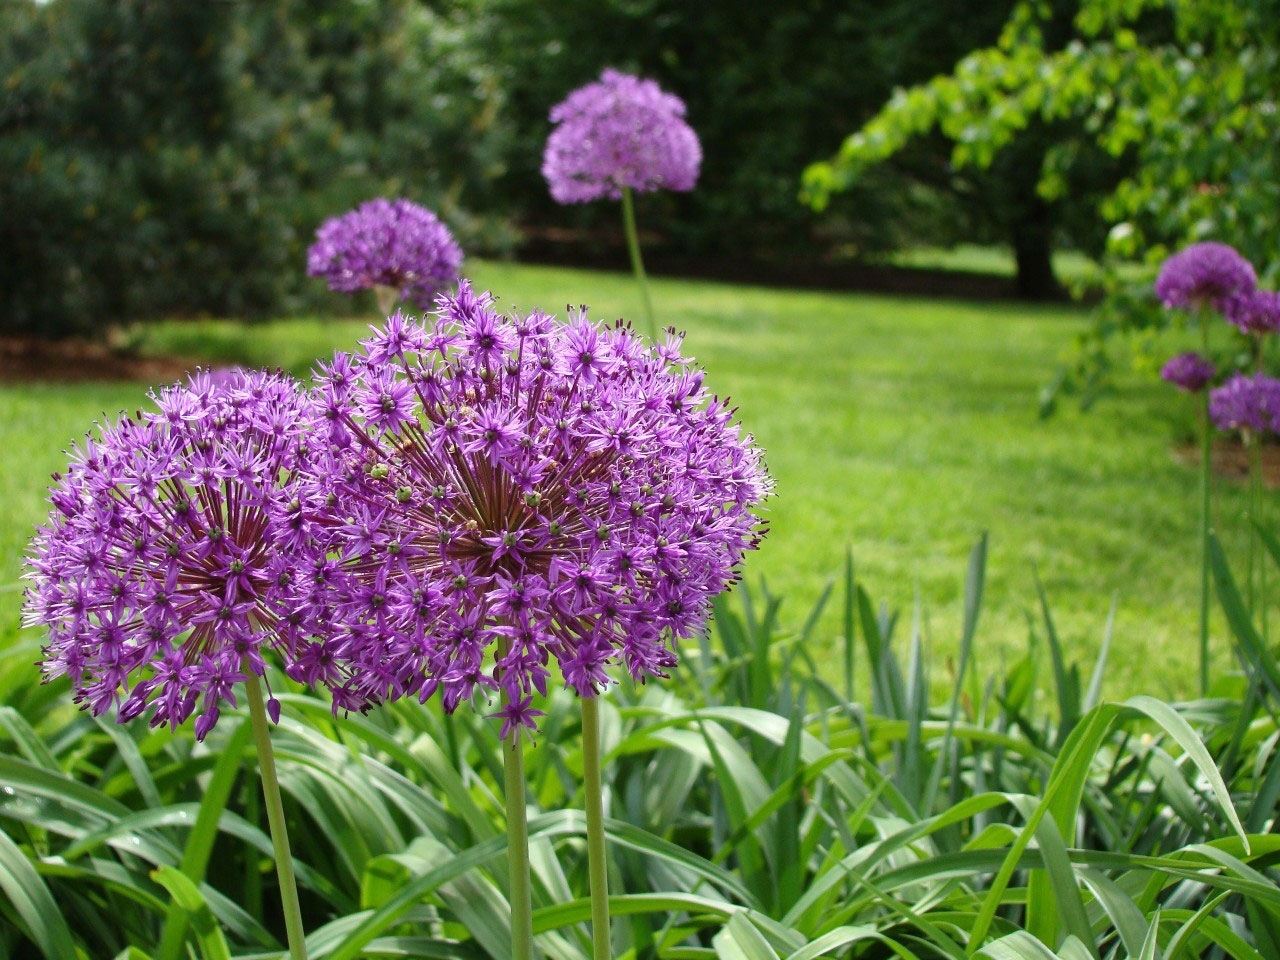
(0, 829), (77, 959)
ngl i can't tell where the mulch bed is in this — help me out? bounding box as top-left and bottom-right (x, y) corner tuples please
(1173, 439), (1280, 486)
(0, 337), (198, 384)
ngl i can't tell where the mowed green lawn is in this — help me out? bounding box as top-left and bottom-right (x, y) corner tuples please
(0, 259), (1251, 697)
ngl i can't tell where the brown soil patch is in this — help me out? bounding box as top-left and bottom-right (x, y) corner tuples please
(0, 337), (198, 384)
(1173, 439), (1280, 486)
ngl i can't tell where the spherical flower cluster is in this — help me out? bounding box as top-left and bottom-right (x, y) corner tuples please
(23, 370), (323, 739)
(542, 69), (701, 204)
(1160, 352), (1215, 393)
(294, 282), (770, 735)
(1225, 289), (1280, 337)
(1155, 242), (1256, 310)
(307, 198), (462, 308)
(1209, 372), (1280, 435)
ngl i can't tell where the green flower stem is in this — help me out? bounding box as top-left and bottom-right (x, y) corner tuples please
(244, 674), (308, 960)
(374, 284), (399, 318)
(581, 696), (611, 960)
(1198, 312), (1212, 696)
(1255, 338), (1269, 646)
(1247, 431), (1260, 616)
(620, 186), (656, 341)
(502, 709), (535, 960)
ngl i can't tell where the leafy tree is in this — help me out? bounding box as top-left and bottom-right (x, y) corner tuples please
(803, 0), (1280, 308)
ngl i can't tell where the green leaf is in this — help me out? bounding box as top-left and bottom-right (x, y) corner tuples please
(150, 866), (232, 960)
(0, 829), (77, 959)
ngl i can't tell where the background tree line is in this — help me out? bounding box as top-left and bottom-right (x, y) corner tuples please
(2, 0), (1035, 339)
(13, 0), (1267, 342)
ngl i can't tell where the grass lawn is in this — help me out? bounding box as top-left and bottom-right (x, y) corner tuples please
(0, 259), (1253, 698)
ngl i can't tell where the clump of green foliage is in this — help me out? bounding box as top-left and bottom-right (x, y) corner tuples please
(2, 534), (1277, 958)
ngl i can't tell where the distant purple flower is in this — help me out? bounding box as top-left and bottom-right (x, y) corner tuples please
(543, 69), (701, 204)
(308, 198), (462, 309)
(1224, 289), (1280, 336)
(23, 370), (324, 739)
(1209, 372), (1280, 434)
(295, 282), (770, 736)
(1161, 352), (1215, 393)
(1155, 243), (1256, 311)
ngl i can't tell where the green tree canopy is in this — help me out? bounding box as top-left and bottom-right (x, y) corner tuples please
(803, 0), (1280, 301)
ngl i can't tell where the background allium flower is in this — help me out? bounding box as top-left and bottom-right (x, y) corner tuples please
(1209, 372), (1280, 434)
(307, 198), (462, 308)
(298, 281), (770, 735)
(542, 69), (701, 204)
(1155, 242), (1256, 310)
(23, 369), (323, 739)
(1224, 289), (1280, 336)
(1160, 352), (1215, 393)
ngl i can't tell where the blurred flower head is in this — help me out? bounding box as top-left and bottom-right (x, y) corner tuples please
(24, 369), (324, 739)
(295, 281), (770, 737)
(1155, 242), (1256, 311)
(307, 198), (462, 309)
(1209, 371), (1280, 435)
(1160, 351), (1215, 393)
(1224, 289), (1280, 337)
(542, 69), (701, 204)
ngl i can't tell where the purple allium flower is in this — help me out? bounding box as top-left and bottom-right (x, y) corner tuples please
(22, 369), (324, 739)
(542, 69), (701, 204)
(1160, 352), (1216, 393)
(296, 281), (770, 736)
(1155, 242), (1256, 311)
(1209, 371), (1280, 434)
(307, 198), (463, 309)
(1224, 289), (1280, 336)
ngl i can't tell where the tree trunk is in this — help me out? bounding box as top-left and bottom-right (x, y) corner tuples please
(1011, 210), (1060, 300)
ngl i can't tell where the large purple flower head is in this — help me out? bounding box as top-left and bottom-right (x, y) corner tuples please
(1155, 242), (1256, 311)
(1209, 372), (1280, 434)
(542, 69), (701, 204)
(307, 198), (462, 308)
(1160, 352), (1215, 393)
(1224, 289), (1280, 337)
(23, 370), (324, 739)
(296, 282), (770, 736)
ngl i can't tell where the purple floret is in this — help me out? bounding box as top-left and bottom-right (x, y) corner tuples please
(1209, 371), (1280, 434)
(307, 198), (462, 308)
(542, 69), (701, 204)
(1224, 289), (1280, 336)
(23, 370), (327, 739)
(1160, 351), (1215, 393)
(1155, 242), (1256, 311)
(295, 281), (771, 736)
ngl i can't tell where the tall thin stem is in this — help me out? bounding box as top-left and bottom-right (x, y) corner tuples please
(245, 674), (308, 960)
(374, 284), (399, 319)
(1254, 336), (1269, 646)
(1198, 311), (1212, 696)
(503, 706), (535, 960)
(1247, 431), (1260, 616)
(581, 696), (611, 960)
(620, 186), (656, 341)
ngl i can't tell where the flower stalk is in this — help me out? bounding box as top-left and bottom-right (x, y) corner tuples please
(1198, 314), (1213, 696)
(245, 673), (308, 960)
(374, 284), (399, 319)
(581, 695), (611, 960)
(502, 711), (535, 960)
(620, 186), (656, 341)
